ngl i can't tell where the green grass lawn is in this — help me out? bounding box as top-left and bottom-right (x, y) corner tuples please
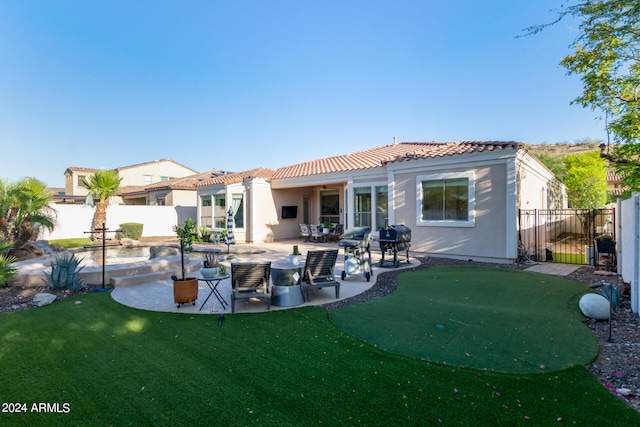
(551, 252), (588, 265)
(47, 238), (96, 249)
(0, 269), (638, 425)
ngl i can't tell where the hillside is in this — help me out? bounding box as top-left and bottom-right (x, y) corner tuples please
(525, 140), (601, 156)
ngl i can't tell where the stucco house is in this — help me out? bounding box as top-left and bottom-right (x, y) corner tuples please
(196, 141), (566, 263)
(119, 169), (230, 206)
(61, 159), (199, 202)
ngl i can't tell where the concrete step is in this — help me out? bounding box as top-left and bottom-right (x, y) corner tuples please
(111, 259), (201, 287)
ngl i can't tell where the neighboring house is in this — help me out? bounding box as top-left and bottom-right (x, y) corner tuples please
(196, 168), (276, 240)
(607, 169), (626, 198)
(120, 169), (230, 206)
(61, 159), (199, 201)
(196, 141), (566, 263)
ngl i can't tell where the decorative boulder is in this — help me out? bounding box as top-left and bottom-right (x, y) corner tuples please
(579, 293), (610, 320)
(149, 246), (179, 258)
(32, 293), (57, 307)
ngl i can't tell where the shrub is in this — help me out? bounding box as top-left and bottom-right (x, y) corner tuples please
(117, 223), (144, 240)
(45, 254), (86, 291)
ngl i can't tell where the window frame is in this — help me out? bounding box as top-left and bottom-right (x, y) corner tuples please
(416, 172), (475, 228)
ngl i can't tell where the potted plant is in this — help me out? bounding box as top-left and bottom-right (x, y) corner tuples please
(201, 250), (226, 278)
(594, 234), (616, 268)
(172, 217), (198, 307)
(199, 225), (212, 243)
(289, 245), (302, 266)
(594, 234), (616, 253)
(321, 221), (333, 235)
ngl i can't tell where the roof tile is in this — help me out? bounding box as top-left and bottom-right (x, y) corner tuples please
(196, 167), (276, 187)
(272, 141), (522, 179)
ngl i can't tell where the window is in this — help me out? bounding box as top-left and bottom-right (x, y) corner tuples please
(161, 176), (169, 182)
(201, 195), (212, 207)
(375, 186), (388, 230)
(418, 173), (474, 226)
(78, 175), (86, 187)
(143, 175), (153, 185)
(354, 187), (371, 227)
(214, 194), (226, 228)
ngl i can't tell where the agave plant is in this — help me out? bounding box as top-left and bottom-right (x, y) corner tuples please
(45, 253), (86, 291)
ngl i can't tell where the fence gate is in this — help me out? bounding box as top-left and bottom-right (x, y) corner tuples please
(519, 208), (615, 265)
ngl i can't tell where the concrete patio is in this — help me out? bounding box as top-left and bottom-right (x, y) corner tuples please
(110, 239), (411, 314)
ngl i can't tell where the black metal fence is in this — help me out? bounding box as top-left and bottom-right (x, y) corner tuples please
(519, 208), (615, 265)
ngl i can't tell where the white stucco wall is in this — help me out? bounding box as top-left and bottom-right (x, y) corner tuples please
(40, 204), (196, 240)
(619, 193), (640, 315)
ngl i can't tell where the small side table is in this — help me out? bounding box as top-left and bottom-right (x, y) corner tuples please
(270, 263), (305, 307)
(198, 275), (229, 312)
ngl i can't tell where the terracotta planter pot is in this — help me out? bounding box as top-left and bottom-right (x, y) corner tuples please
(173, 277), (199, 307)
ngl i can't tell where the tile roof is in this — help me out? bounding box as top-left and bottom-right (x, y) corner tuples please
(120, 169), (231, 195)
(115, 158), (198, 174)
(272, 141), (523, 180)
(196, 167), (276, 187)
(65, 166), (101, 174)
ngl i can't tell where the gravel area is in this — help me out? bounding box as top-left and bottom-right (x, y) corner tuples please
(2, 255), (638, 411)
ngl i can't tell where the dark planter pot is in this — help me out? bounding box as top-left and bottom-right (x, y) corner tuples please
(173, 277), (198, 307)
(595, 239), (616, 254)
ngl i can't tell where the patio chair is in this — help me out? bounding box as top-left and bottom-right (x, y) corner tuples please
(329, 223), (344, 241)
(299, 224), (311, 241)
(309, 224), (324, 242)
(230, 262), (271, 313)
(302, 249), (340, 302)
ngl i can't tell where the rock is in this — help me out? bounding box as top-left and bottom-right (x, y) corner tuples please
(149, 246), (179, 258)
(32, 293), (57, 307)
(120, 238), (140, 247)
(617, 388), (632, 396)
(579, 293), (610, 320)
(13, 242), (45, 261)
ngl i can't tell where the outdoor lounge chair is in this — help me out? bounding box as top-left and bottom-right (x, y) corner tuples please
(309, 224), (324, 242)
(301, 249), (340, 302)
(299, 224), (311, 241)
(230, 262), (271, 313)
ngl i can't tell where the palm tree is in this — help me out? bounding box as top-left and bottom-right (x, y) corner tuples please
(82, 170), (123, 240)
(0, 177), (56, 247)
(0, 239), (17, 285)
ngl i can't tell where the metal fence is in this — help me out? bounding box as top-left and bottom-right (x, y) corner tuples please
(519, 208), (616, 265)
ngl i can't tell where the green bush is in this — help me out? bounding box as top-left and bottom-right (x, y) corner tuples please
(45, 254), (86, 291)
(117, 223), (144, 240)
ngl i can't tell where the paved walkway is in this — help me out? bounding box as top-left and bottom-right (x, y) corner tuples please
(523, 262), (582, 276)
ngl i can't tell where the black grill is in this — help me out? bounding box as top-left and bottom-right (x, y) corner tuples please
(377, 225), (411, 268)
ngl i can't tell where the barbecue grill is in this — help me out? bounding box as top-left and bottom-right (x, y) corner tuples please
(338, 226), (373, 281)
(377, 224), (411, 268)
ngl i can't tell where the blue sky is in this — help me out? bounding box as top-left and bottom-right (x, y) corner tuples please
(0, 1), (605, 188)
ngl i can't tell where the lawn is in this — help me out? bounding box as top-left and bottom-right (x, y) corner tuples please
(47, 238), (96, 249)
(0, 268), (638, 425)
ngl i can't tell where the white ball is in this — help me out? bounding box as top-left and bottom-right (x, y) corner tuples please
(579, 293), (610, 320)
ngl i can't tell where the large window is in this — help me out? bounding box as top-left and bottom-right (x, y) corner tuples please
(418, 173), (474, 226)
(354, 187), (371, 227)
